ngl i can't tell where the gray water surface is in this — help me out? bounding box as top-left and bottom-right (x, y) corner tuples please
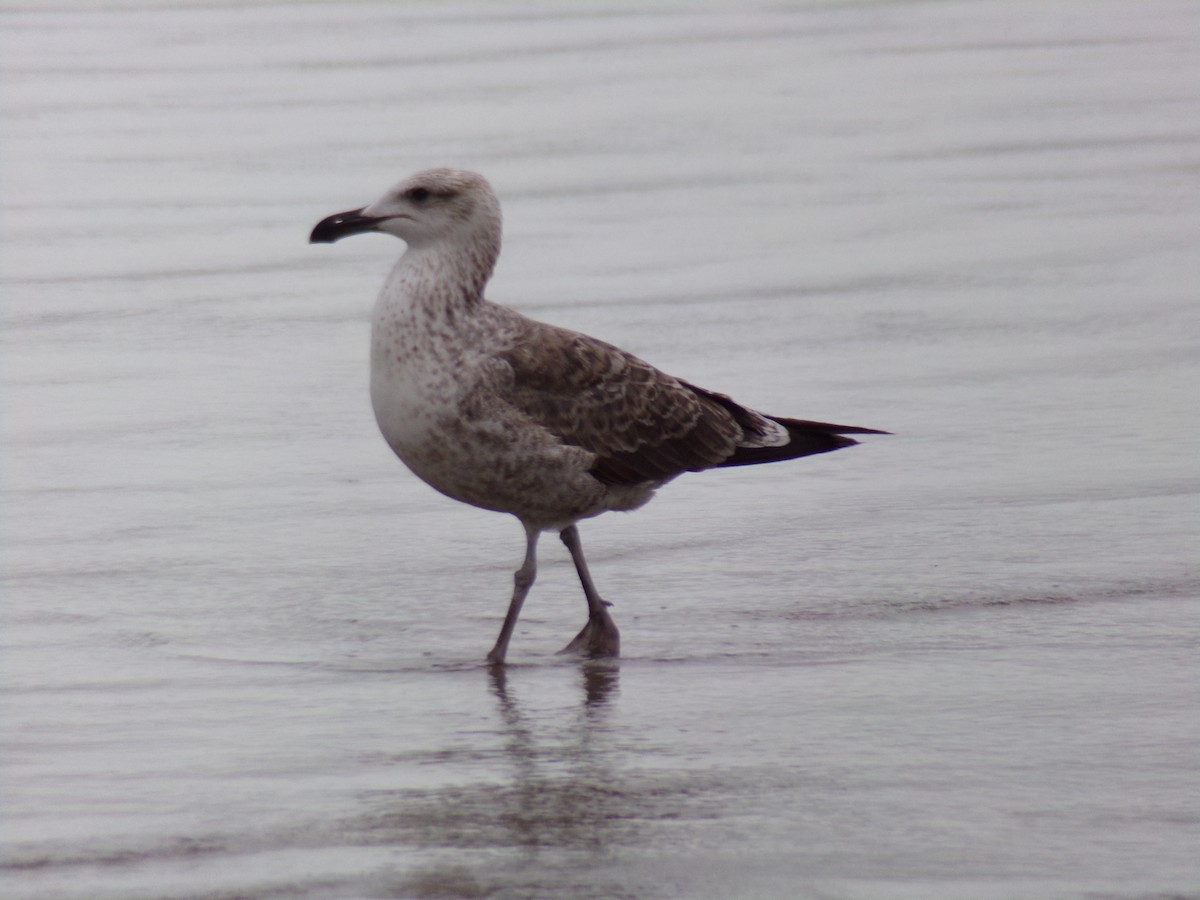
(3, 2), (1198, 898)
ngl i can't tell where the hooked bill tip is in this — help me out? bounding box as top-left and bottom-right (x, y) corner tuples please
(309, 208), (374, 244)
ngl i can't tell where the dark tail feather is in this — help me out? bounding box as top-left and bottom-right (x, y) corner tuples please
(678, 380), (888, 468)
(718, 416), (890, 468)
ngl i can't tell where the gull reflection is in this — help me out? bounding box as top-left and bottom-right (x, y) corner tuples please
(485, 662), (624, 851)
(365, 663), (637, 899)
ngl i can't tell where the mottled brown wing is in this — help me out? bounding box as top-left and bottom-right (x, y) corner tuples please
(499, 324), (743, 485)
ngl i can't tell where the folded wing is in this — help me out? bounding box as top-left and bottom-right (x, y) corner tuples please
(499, 323), (883, 487)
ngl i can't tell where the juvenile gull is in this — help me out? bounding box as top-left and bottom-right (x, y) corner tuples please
(310, 168), (886, 664)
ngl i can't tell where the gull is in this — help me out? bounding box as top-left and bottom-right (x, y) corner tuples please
(310, 168), (885, 665)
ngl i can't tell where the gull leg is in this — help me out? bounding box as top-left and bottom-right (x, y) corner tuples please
(487, 523), (540, 666)
(557, 524), (620, 658)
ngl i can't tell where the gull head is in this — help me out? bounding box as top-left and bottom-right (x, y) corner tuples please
(310, 168), (502, 251)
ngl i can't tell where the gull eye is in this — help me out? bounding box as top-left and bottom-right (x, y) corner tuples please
(407, 187), (431, 203)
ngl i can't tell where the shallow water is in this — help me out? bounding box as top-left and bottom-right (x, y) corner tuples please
(2, 2), (1198, 898)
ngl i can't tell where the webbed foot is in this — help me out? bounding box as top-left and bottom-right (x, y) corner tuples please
(557, 608), (620, 658)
